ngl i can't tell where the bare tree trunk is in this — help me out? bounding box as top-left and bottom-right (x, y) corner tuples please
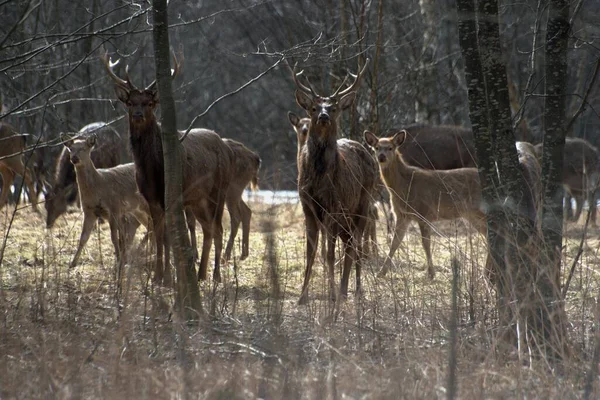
(539, 0), (570, 358)
(152, 0), (202, 318)
(456, 0), (564, 354)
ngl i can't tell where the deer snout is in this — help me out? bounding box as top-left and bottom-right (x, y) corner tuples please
(378, 153), (387, 163)
(132, 111), (144, 122)
(70, 155), (80, 164)
(317, 112), (330, 124)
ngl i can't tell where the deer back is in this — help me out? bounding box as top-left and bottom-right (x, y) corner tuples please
(391, 124), (477, 170)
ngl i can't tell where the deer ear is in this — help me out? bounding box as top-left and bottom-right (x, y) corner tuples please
(114, 86), (129, 104)
(86, 134), (97, 147)
(295, 90), (313, 112)
(338, 92), (356, 110)
(364, 130), (378, 148)
(391, 130), (407, 147)
(288, 112), (300, 127)
(60, 132), (74, 148)
(152, 90), (160, 105)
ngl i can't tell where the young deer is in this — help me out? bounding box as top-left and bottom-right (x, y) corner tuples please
(288, 112), (379, 259)
(291, 60), (378, 304)
(45, 122), (122, 228)
(62, 134), (150, 270)
(101, 49), (234, 284)
(364, 130), (486, 278)
(0, 122), (38, 213)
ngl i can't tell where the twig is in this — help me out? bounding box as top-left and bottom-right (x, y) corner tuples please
(180, 55), (284, 142)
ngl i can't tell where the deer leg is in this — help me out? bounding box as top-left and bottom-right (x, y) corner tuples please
(326, 230), (336, 302)
(224, 198), (240, 262)
(0, 167), (14, 210)
(564, 192), (575, 221)
(320, 225), (327, 264)
(299, 212), (319, 305)
(418, 221), (435, 279)
(572, 192), (585, 222)
(185, 208), (198, 263)
(70, 213), (96, 269)
(380, 216), (409, 276)
(340, 237), (357, 299)
(211, 196), (226, 283)
(240, 200), (252, 260)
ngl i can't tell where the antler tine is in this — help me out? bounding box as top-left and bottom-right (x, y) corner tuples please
(290, 62), (320, 98)
(145, 49), (181, 91)
(334, 58), (370, 98)
(331, 74), (350, 98)
(99, 48), (133, 89)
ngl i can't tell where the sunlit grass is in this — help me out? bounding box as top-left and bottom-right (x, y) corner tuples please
(0, 200), (599, 398)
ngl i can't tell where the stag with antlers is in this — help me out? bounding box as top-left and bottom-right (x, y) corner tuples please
(101, 49), (233, 284)
(291, 59), (378, 304)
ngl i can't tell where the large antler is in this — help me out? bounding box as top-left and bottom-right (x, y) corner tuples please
(286, 58), (321, 98)
(99, 48), (135, 90)
(332, 58), (370, 98)
(146, 50), (182, 92)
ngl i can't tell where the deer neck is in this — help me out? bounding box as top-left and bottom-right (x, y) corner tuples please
(380, 153), (416, 190)
(305, 126), (339, 176)
(73, 159), (100, 203)
(129, 119), (163, 165)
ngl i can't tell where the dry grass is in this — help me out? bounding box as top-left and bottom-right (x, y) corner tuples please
(0, 199), (599, 399)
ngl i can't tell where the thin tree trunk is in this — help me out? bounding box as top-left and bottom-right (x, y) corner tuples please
(152, 0), (202, 318)
(539, 0), (570, 358)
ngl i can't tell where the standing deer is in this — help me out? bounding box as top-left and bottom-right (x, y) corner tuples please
(45, 122), (121, 228)
(61, 134), (149, 270)
(0, 122), (38, 213)
(222, 138), (260, 261)
(291, 60), (378, 304)
(101, 49), (234, 284)
(289, 112), (379, 259)
(534, 138), (600, 225)
(365, 130), (486, 278)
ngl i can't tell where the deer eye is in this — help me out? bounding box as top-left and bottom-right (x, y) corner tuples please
(126, 101), (132, 107)
(312, 107), (317, 112)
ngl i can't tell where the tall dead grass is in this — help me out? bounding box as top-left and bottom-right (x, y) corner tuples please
(0, 200), (598, 399)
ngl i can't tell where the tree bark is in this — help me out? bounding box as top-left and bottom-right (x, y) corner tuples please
(152, 0), (202, 318)
(539, 0), (570, 357)
(456, 0), (564, 353)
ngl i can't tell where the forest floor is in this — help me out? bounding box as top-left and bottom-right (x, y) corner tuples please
(1, 199), (600, 399)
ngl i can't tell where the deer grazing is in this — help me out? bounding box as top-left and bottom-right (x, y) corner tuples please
(0, 122), (39, 213)
(45, 122), (121, 228)
(61, 134), (150, 269)
(291, 60), (378, 304)
(365, 130), (486, 278)
(288, 112), (379, 259)
(101, 49), (234, 284)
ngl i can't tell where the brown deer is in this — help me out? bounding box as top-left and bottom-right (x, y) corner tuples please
(534, 138), (600, 224)
(390, 124), (477, 169)
(222, 138), (261, 261)
(45, 122), (121, 228)
(101, 49), (234, 284)
(364, 130), (486, 278)
(291, 60), (378, 304)
(288, 112), (379, 259)
(0, 122), (39, 213)
(61, 134), (149, 269)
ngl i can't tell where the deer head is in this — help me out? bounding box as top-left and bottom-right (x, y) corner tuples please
(100, 49), (180, 129)
(61, 133), (97, 166)
(288, 111), (311, 148)
(364, 130), (407, 168)
(291, 59), (369, 139)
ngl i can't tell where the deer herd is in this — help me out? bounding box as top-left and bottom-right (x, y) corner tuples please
(1, 50), (600, 304)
